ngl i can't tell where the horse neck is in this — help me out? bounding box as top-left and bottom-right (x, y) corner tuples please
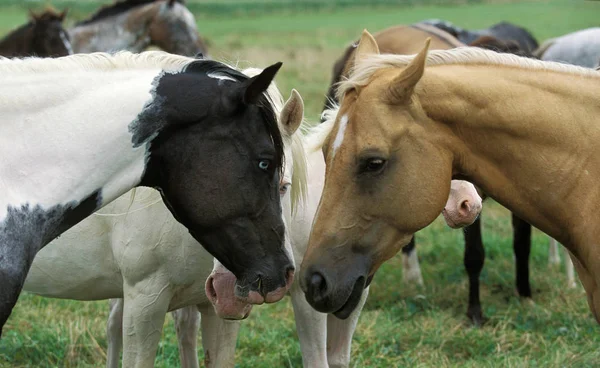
(69, 8), (155, 53)
(419, 64), (600, 247)
(0, 68), (157, 245)
(0, 24), (33, 57)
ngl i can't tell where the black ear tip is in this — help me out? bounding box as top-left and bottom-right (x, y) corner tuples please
(266, 61), (283, 73)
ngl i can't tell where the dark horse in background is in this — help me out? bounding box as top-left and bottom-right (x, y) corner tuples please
(323, 23), (541, 325)
(421, 19), (539, 53)
(69, 0), (208, 57)
(0, 9), (72, 58)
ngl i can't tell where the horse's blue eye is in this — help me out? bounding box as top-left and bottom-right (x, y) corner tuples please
(258, 160), (271, 170)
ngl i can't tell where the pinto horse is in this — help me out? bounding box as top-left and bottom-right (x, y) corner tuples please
(22, 78), (306, 367)
(69, 0), (207, 56)
(323, 25), (547, 324)
(0, 51), (292, 336)
(301, 31), (600, 323)
(0, 9), (72, 57)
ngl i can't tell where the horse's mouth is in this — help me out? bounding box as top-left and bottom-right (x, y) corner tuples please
(333, 276), (366, 319)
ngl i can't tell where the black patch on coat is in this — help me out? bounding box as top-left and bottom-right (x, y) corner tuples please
(129, 59), (283, 172)
(0, 190), (101, 334)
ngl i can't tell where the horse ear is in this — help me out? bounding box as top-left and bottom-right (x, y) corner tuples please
(59, 8), (69, 21)
(280, 89), (304, 136)
(167, 0), (177, 7)
(241, 62), (282, 105)
(387, 38), (430, 104)
(354, 30), (379, 65)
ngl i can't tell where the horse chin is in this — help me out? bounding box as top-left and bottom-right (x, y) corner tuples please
(333, 276), (366, 319)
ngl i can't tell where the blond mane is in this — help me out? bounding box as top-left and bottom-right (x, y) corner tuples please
(338, 47), (600, 100)
(304, 106), (339, 154)
(0, 50), (196, 75)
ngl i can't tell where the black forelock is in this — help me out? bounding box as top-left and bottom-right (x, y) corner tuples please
(183, 60), (284, 176)
(75, 0), (185, 27)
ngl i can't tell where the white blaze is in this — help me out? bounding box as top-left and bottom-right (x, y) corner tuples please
(331, 114), (348, 160)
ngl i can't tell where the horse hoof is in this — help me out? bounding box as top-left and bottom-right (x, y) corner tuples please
(467, 309), (487, 326)
(521, 297), (535, 307)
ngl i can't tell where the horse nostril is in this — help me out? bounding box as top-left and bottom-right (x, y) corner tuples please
(309, 272), (327, 297)
(460, 199), (471, 215)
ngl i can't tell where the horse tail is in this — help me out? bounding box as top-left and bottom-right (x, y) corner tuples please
(533, 38), (557, 59)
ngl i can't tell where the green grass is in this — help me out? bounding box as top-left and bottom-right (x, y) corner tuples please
(1, 0), (600, 366)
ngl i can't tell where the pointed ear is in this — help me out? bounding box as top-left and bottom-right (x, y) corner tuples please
(280, 89), (304, 136)
(354, 30), (379, 65)
(387, 38), (430, 104)
(59, 8), (69, 21)
(242, 62), (282, 105)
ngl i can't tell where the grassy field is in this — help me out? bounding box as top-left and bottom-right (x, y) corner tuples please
(1, 0), (600, 367)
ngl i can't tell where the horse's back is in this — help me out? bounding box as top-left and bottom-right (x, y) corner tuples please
(375, 25), (461, 54)
(487, 22), (539, 52)
(541, 27), (600, 68)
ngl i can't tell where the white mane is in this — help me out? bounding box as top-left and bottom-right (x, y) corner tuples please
(0, 51), (197, 75)
(303, 106), (338, 154)
(338, 46), (600, 100)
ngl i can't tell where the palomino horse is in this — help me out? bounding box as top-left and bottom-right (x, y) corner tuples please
(532, 28), (600, 286)
(534, 28), (600, 69)
(300, 30), (600, 323)
(324, 25), (545, 324)
(421, 19), (539, 53)
(0, 9), (72, 57)
(22, 97), (481, 368)
(69, 0), (207, 56)
(0, 51), (292, 336)
(23, 76), (306, 367)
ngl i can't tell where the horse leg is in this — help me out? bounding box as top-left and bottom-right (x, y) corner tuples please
(106, 299), (124, 368)
(290, 281), (328, 367)
(172, 305), (200, 368)
(463, 216), (486, 325)
(198, 305), (240, 368)
(512, 214), (532, 298)
(568, 254), (600, 324)
(0, 246), (34, 336)
(548, 236), (561, 265)
(326, 286), (369, 368)
(121, 280), (172, 368)
(401, 236), (423, 286)
(564, 247), (576, 288)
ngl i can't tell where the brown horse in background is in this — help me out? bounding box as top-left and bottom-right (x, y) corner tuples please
(322, 23), (463, 112)
(323, 25), (546, 325)
(0, 9), (72, 58)
(69, 0), (208, 57)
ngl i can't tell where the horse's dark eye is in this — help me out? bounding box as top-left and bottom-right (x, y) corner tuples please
(279, 183), (290, 196)
(258, 159), (271, 171)
(364, 158), (386, 173)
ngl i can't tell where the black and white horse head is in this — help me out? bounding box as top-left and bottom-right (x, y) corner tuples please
(0, 52), (292, 333)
